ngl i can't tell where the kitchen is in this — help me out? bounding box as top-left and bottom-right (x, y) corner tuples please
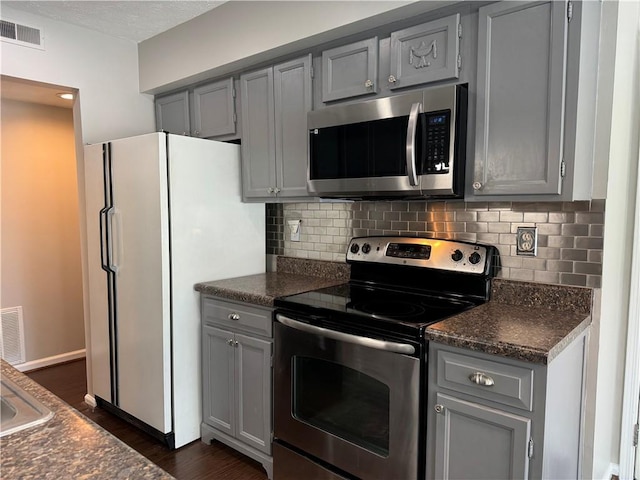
(0, 1), (639, 479)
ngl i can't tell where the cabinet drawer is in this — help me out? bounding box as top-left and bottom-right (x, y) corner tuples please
(203, 297), (272, 338)
(436, 349), (534, 411)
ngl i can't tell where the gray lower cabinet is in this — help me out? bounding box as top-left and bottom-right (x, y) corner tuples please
(427, 333), (588, 480)
(155, 77), (237, 139)
(201, 297), (273, 479)
(470, 0), (599, 200)
(240, 55), (313, 201)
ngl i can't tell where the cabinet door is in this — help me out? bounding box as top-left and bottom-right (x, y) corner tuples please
(236, 333), (272, 454)
(472, 1), (568, 197)
(192, 78), (236, 138)
(274, 55), (313, 198)
(240, 67), (277, 198)
(155, 90), (190, 136)
(389, 14), (460, 90)
(433, 393), (531, 480)
(202, 325), (236, 437)
(321, 37), (378, 102)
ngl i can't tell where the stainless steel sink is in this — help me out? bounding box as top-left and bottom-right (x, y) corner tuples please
(0, 374), (54, 437)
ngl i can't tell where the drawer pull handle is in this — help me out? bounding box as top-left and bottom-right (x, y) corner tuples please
(228, 313), (240, 321)
(469, 372), (495, 386)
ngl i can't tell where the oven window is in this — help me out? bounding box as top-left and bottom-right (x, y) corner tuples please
(292, 356), (390, 457)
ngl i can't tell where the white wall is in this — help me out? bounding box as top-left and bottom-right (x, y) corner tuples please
(138, 0), (433, 94)
(0, 5), (154, 144)
(589, 1), (640, 478)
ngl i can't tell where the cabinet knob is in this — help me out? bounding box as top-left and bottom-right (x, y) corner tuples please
(228, 313), (240, 321)
(388, 75), (397, 83)
(227, 339), (234, 346)
(274, 187), (281, 194)
(267, 187), (274, 194)
(182, 132), (188, 136)
(234, 340), (239, 347)
(468, 372), (495, 386)
(472, 181), (483, 191)
(434, 404), (444, 414)
(364, 79), (374, 88)
(195, 131), (201, 136)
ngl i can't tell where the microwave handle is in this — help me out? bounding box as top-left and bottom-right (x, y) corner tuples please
(406, 102), (423, 186)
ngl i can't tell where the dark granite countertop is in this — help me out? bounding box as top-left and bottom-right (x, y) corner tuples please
(0, 360), (174, 480)
(425, 278), (593, 364)
(194, 257), (350, 307)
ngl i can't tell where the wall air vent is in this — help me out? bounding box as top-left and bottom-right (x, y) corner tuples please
(0, 18), (44, 50)
(1, 306), (26, 365)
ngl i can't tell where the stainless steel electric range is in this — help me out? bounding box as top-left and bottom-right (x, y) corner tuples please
(272, 236), (498, 480)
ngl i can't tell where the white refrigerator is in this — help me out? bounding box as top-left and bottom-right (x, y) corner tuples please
(84, 133), (265, 448)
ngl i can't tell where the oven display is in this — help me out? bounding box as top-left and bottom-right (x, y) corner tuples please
(386, 243), (431, 260)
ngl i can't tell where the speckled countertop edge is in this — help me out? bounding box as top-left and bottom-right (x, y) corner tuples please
(194, 258), (349, 307)
(426, 279), (594, 364)
(1, 360), (174, 480)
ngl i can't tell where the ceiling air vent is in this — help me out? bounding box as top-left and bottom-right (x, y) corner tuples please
(0, 18), (44, 50)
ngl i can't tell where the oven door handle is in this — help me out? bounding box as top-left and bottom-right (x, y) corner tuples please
(276, 314), (416, 355)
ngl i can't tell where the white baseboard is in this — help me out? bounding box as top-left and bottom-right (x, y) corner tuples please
(84, 394), (97, 408)
(13, 349), (86, 372)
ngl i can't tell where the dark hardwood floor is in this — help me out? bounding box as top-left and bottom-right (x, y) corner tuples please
(26, 359), (268, 480)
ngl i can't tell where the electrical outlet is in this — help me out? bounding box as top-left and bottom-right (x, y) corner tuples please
(516, 226), (538, 256)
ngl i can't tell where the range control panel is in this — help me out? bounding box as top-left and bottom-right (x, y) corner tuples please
(346, 236), (493, 275)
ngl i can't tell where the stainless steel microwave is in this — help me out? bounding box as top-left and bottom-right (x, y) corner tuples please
(307, 84), (467, 199)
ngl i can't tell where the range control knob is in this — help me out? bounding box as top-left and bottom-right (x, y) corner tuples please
(451, 249), (464, 262)
(469, 252), (482, 265)
(361, 243), (371, 254)
(350, 243), (360, 254)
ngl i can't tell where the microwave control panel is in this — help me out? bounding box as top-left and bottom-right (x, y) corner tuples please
(423, 110), (451, 174)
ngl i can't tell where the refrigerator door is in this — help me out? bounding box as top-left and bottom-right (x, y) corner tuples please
(167, 134), (265, 447)
(109, 133), (172, 433)
(85, 133), (172, 434)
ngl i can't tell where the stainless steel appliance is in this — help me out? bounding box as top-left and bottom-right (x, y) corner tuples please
(273, 236), (497, 480)
(307, 84), (467, 199)
(84, 133), (265, 448)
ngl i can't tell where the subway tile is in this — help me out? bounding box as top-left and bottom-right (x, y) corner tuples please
(428, 201), (447, 211)
(548, 235), (575, 248)
(561, 223), (590, 236)
(400, 212), (418, 222)
(560, 273), (587, 287)
(463, 202), (489, 211)
(575, 237), (604, 249)
(326, 210), (340, 219)
(499, 211), (524, 222)
(374, 202), (392, 212)
(500, 256), (523, 268)
(574, 262), (602, 275)
(466, 222), (488, 233)
(455, 211), (478, 222)
(498, 233), (517, 245)
(510, 223), (535, 233)
(576, 212), (604, 225)
(369, 211), (385, 221)
(478, 211), (500, 222)
(548, 212), (576, 224)
(587, 276), (602, 288)
(590, 224), (604, 237)
(523, 212), (549, 223)
(376, 221), (392, 230)
(409, 202), (428, 212)
(537, 223), (562, 235)
(562, 201), (591, 212)
(590, 199), (606, 212)
(588, 250), (603, 263)
(391, 202), (409, 212)
(383, 211), (400, 221)
(488, 222), (512, 233)
(488, 202), (513, 211)
(547, 260), (574, 273)
(510, 269), (535, 281)
(444, 201), (467, 210)
(534, 270), (560, 284)
(476, 233), (501, 244)
(521, 257), (546, 270)
(320, 203), (334, 210)
(537, 235), (549, 247)
(445, 222), (466, 232)
(409, 221), (427, 231)
(454, 232), (477, 242)
(561, 249), (588, 261)
(391, 221), (409, 231)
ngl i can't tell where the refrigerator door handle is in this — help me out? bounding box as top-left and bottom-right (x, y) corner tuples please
(108, 209), (121, 272)
(99, 207), (110, 272)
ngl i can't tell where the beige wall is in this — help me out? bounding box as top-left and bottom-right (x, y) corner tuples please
(1, 99), (85, 363)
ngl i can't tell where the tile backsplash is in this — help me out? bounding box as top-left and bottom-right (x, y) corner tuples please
(267, 200), (605, 288)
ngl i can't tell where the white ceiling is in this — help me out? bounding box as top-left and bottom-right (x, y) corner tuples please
(2, 1), (225, 43)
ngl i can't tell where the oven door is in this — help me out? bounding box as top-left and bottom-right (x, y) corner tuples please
(274, 314), (420, 480)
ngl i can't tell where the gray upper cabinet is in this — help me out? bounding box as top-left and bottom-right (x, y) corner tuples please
(192, 78), (236, 138)
(155, 77), (236, 139)
(388, 14), (461, 91)
(322, 37), (378, 102)
(241, 54), (313, 201)
(155, 90), (190, 136)
(471, 1), (569, 198)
